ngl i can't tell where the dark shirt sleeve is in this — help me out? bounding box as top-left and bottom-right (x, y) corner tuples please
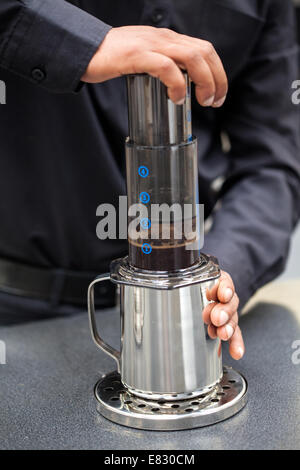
(204, 0), (300, 309)
(0, 0), (112, 93)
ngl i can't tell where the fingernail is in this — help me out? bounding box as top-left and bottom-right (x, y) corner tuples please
(219, 310), (229, 326)
(237, 346), (244, 358)
(212, 96), (226, 108)
(224, 288), (233, 302)
(203, 95), (215, 107)
(225, 324), (234, 340)
(175, 98), (185, 105)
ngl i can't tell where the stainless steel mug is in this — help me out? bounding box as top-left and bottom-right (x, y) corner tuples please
(88, 255), (222, 401)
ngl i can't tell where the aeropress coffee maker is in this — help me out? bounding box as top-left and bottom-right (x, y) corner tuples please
(88, 73), (247, 430)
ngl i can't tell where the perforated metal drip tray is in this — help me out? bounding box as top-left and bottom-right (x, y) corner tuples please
(94, 367), (248, 431)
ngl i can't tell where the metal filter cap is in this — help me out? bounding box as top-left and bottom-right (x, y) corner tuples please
(94, 366), (248, 431)
(109, 253), (220, 290)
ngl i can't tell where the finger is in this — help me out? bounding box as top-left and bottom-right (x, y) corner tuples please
(158, 36), (227, 106)
(202, 301), (218, 325)
(217, 272), (235, 304)
(188, 39), (228, 105)
(158, 44), (216, 106)
(206, 271), (234, 303)
(229, 325), (245, 360)
(130, 51), (187, 104)
(210, 293), (239, 327)
(208, 323), (217, 339)
(194, 65), (215, 108)
(206, 280), (220, 302)
(216, 313), (238, 341)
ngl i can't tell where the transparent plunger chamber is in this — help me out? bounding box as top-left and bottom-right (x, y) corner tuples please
(126, 74), (201, 272)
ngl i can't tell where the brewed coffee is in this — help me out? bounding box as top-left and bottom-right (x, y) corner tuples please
(128, 218), (200, 271)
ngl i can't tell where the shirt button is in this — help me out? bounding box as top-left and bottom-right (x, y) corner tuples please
(31, 68), (46, 82)
(151, 10), (164, 24)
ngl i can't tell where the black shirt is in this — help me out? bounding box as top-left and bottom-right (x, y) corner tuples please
(0, 0), (299, 308)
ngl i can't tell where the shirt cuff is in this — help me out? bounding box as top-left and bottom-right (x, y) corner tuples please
(0, 0), (112, 93)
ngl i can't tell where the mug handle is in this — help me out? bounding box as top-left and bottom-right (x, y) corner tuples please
(87, 274), (121, 372)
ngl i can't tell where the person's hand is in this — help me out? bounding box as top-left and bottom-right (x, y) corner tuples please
(82, 26), (228, 107)
(202, 271), (245, 360)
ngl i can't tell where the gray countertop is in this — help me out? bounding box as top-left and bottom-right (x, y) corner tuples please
(0, 282), (300, 450)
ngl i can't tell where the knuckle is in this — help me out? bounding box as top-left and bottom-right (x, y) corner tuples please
(124, 47), (138, 62)
(220, 270), (229, 282)
(202, 40), (215, 58)
(140, 25), (155, 35)
(222, 270), (232, 282)
(159, 58), (174, 74)
(160, 28), (176, 39)
(187, 49), (203, 63)
(208, 302), (218, 315)
(211, 309), (218, 322)
(226, 276), (234, 288)
(234, 294), (240, 309)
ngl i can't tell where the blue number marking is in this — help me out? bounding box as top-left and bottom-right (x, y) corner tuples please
(138, 166), (149, 178)
(139, 192), (150, 204)
(142, 243), (152, 255)
(140, 218), (151, 230)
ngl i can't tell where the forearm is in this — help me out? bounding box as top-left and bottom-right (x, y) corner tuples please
(0, 0), (111, 93)
(204, 0), (300, 309)
(204, 167), (300, 310)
